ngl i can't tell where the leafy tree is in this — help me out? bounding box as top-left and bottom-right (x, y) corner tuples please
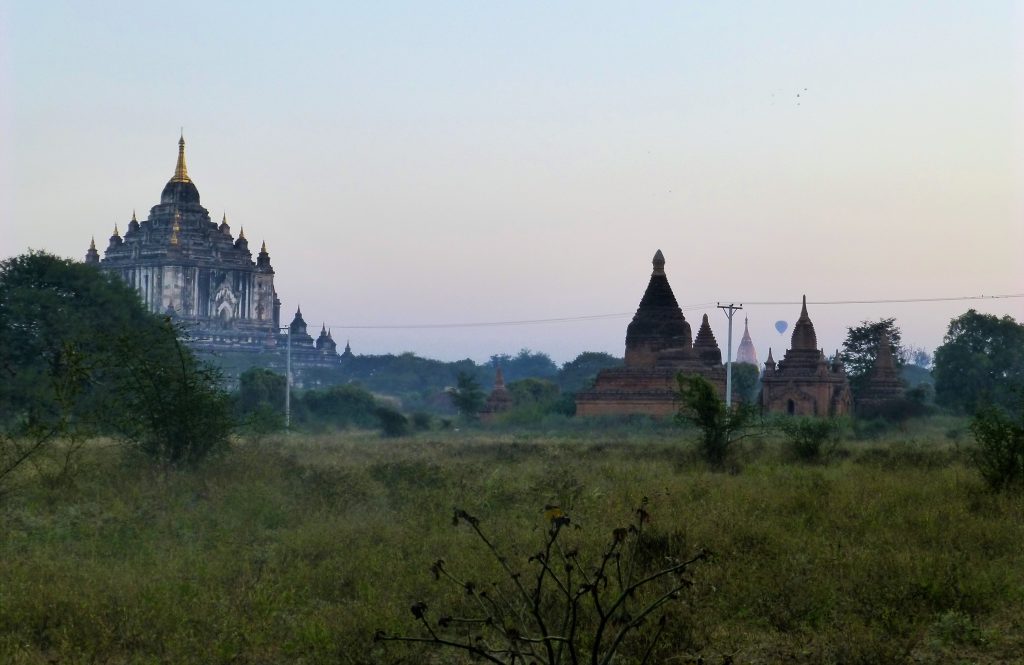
(0, 251), (232, 471)
(840, 318), (904, 397)
(115, 334), (233, 468)
(729, 362), (761, 404)
(449, 371), (485, 420)
(507, 378), (560, 407)
(490, 349), (558, 381)
(299, 383), (380, 429)
(237, 368), (286, 414)
(933, 310), (1024, 414)
(557, 351), (623, 392)
(903, 346), (932, 368)
(676, 374), (753, 468)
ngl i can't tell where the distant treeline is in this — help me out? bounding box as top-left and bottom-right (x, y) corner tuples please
(221, 348), (625, 415)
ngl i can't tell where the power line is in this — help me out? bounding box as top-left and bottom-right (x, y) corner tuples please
(316, 293), (1024, 330)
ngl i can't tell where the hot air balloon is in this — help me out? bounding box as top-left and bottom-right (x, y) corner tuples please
(774, 320), (788, 335)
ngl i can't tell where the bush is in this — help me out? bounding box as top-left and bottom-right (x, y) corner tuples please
(299, 384), (379, 429)
(411, 411), (432, 431)
(779, 417), (844, 462)
(969, 399), (1024, 491)
(376, 502), (708, 663)
(376, 406), (410, 438)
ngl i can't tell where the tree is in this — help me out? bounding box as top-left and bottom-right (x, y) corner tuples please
(237, 368), (286, 413)
(729, 362), (761, 404)
(840, 318), (904, 397)
(449, 371), (485, 420)
(676, 374), (753, 468)
(490, 349), (558, 381)
(0, 251), (233, 474)
(933, 310), (1024, 414)
(507, 378), (560, 407)
(557, 351), (623, 393)
(299, 383), (380, 429)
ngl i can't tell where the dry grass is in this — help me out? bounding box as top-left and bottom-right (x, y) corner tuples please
(2, 420), (1023, 664)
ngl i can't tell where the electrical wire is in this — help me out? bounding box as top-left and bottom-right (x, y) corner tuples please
(317, 293), (1024, 330)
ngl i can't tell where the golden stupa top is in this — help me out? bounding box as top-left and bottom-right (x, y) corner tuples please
(171, 133), (190, 183)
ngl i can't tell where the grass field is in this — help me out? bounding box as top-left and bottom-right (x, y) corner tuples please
(2, 419), (1023, 664)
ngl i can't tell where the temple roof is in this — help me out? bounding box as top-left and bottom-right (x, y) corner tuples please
(736, 317), (759, 366)
(625, 250), (690, 350)
(693, 314), (722, 364)
(160, 135), (201, 205)
(790, 295), (818, 351)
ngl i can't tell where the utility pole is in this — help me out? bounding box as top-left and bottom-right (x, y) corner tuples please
(717, 303), (743, 408)
(279, 325), (292, 429)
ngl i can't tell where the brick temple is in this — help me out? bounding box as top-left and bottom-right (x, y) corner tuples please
(759, 296), (853, 416)
(855, 332), (906, 416)
(576, 250), (726, 417)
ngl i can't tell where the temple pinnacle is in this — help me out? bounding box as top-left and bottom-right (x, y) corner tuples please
(89, 236), (96, 250)
(238, 226), (246, 240)
(131, 209), (137, 222)
(260, 240), (267, 253)
(113, 224), (119, 237)
(652, 249), (665, 275)
(800, 294), (808, 318)
(172, 133), (190, 183)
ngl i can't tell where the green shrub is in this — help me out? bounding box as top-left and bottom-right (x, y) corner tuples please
(411, 411), (432, 431)
(376, 406), (410, 438)
(969, 399), (1024, 491)
(779, 416), (844, 462)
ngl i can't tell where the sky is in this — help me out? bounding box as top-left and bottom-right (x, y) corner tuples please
(2, 1), (1022, 364)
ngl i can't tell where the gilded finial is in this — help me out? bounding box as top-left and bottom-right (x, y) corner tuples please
(222, 212), (227, 224)
(132, 209), (137, 222)
(89, 236), (96, 250)
(171, 133), (190, 183)
(113, 224), (120, 237)
(238, 226), (246, 240)
(260, 240), (267, 253)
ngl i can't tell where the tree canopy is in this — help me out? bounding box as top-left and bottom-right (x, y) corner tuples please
(840, 318), (904, 397)
(0, 251), (232, 470)
(933, 310), (1024, 414)
(556, 351), (623, 393)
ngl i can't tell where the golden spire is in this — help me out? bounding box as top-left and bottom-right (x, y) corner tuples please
(222, 212), (227, 224)
(171, 132), (190, 183)
(131, 209), (137, 222)
(238, 226), (246, 240)
(113, 224), (120, 237)
(89, 236), (96, 250)
(260, 240), (267, 253)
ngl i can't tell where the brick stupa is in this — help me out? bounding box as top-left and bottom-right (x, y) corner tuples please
(480, 366), (514, 422)
(855, 332), (905, 416)
(576, 250), (726, 417)
(759, 296), (853, 416)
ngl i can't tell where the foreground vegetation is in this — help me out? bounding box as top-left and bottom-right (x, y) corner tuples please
(2, 420), (1023, 664)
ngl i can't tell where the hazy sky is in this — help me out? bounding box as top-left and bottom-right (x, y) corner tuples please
(2, 1), (1022, 364)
